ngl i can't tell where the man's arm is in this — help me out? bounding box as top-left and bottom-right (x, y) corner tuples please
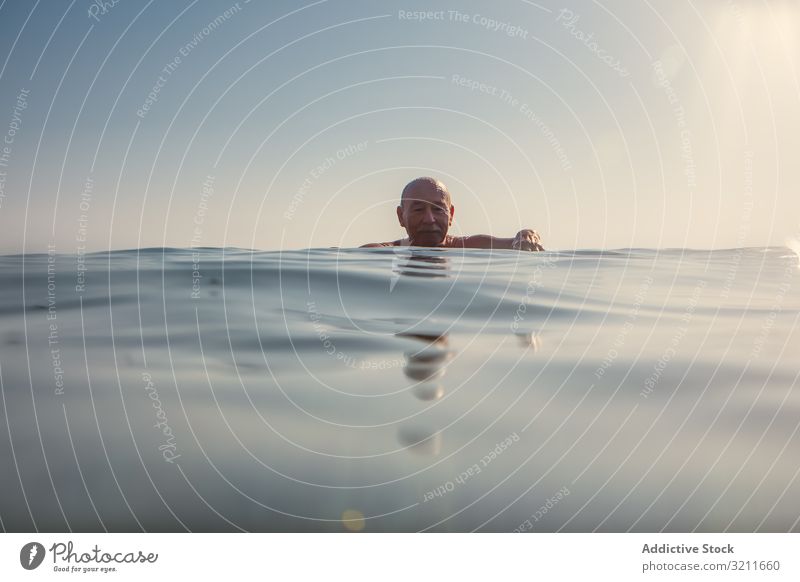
(360, 241), (399, 248)
(458, 235), (514, 249)
(459, 230), (544, 251)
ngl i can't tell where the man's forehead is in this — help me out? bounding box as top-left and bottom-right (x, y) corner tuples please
(402, 183), (451, 206)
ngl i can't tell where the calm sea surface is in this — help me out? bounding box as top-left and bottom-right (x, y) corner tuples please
(1, 246), (798, 531)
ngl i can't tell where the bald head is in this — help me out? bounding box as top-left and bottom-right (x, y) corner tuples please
(396, 177), (455, 247)
(401, 177), (452, 207)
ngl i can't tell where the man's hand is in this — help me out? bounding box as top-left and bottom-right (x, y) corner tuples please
(511, 229), (544, 251)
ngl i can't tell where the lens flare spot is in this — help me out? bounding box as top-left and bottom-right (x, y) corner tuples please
(341, 509), (365, 531)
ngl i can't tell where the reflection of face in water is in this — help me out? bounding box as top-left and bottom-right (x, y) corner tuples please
(515, 330), (542, 351)
(412, 383), (444, 401)
(399, 333), (452, 383)
(392, 250), (451, 284)
(405, 334), (450, 401)
(397, 425), (442, 456)
(396, 333), (451, 454)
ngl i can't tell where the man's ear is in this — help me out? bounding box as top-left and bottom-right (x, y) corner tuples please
(449, 204), (455, 226)
(396, 205), (405, 228)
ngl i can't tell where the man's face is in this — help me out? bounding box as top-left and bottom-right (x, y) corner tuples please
(396, 183), (454, 247)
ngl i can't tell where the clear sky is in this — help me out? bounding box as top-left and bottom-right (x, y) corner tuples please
(0, 0), (798, 252)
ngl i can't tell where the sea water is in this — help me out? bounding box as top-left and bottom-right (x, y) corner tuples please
(0, 246), (798, 532)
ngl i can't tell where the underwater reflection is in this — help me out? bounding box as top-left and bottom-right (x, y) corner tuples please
(389, 257), (456, 453)
(396, 425), (443, 456)
(514, 330), (542, 351)
(412, 383), (445, 401)
(398, 333), (453, 391)
(395, 332), (452, 455)
(401, 333), (453, 383)
(393, 250), (451, 272)
(390, 250), (452, 288)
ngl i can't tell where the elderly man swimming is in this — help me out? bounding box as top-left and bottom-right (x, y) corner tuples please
(361, 177), (544, 251)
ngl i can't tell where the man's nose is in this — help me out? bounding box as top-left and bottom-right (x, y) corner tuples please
(422, 208), (436, 223)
